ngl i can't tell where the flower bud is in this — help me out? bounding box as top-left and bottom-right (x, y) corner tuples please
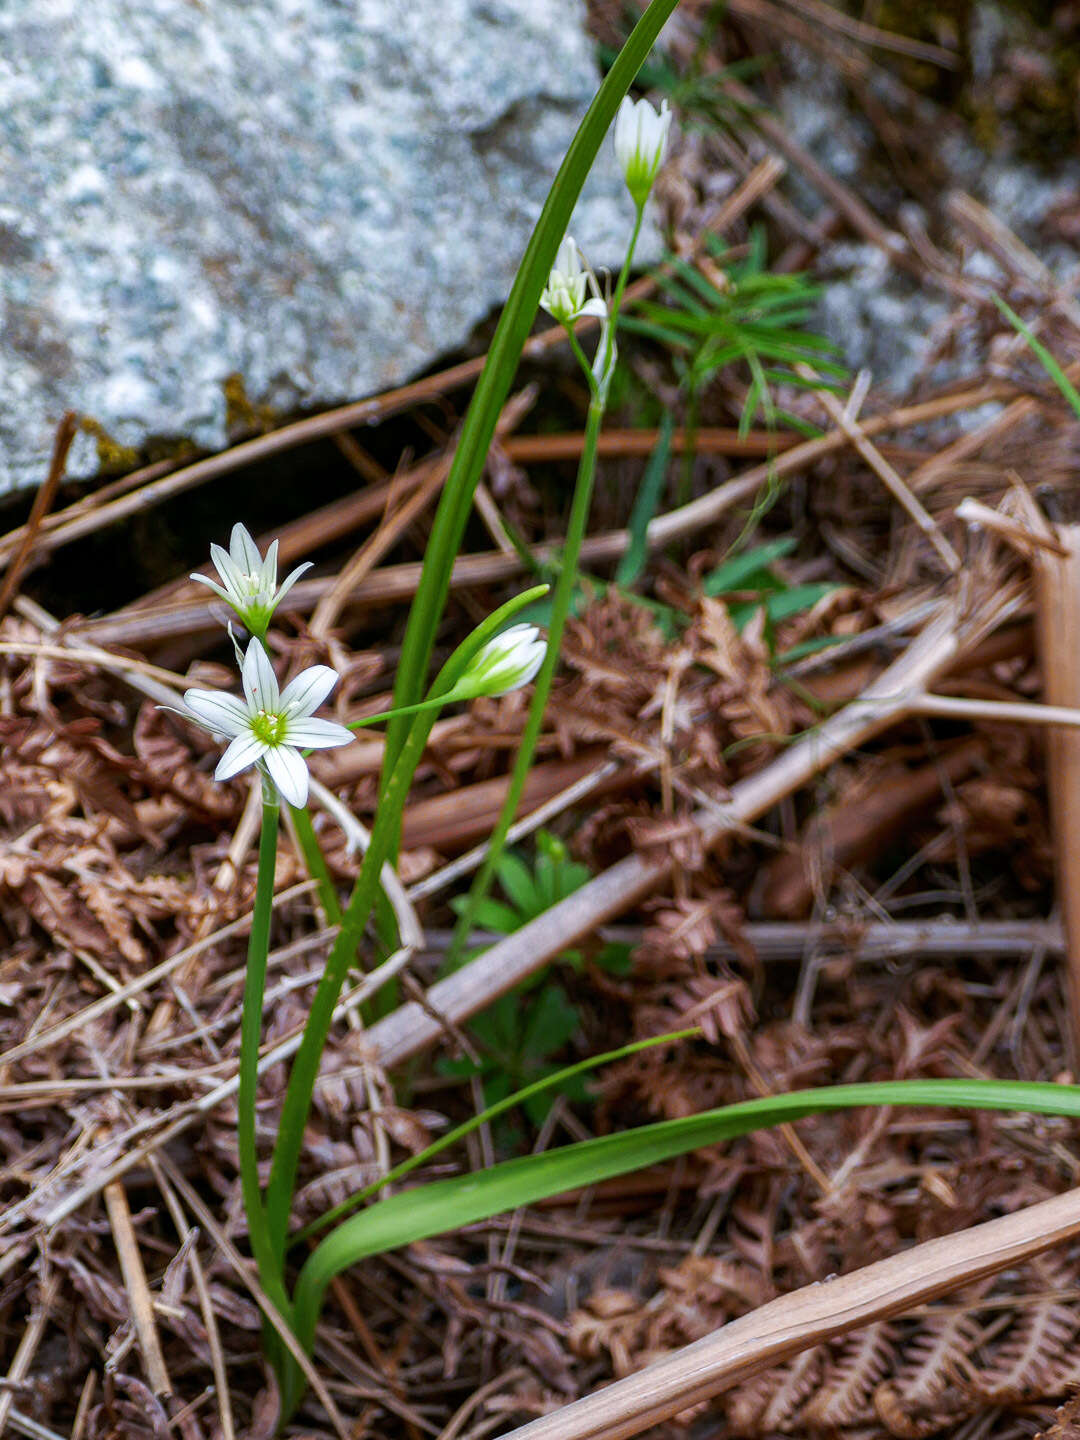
(452, 623), (547, 701)
(613, 96), (672, 208)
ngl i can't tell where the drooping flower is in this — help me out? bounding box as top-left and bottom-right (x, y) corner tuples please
(450, 623), (547, 701)
(613, 95), (672, 208)
(539, 236), (609, 329)
(190, 523), (312, 638)
(182, 638), (352, 808)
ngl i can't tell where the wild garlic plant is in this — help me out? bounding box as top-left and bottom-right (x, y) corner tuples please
(168, 18), (1080, 1425)
(446, 94), (674, 967)
(167, 51), (682, 1419)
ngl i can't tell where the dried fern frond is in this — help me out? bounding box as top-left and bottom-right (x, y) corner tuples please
(969, 1260), (1079, 1404)
(727, 1346), (824, 1435)
(803, 1322), (896, 1430)
(874, 1293), (988, 1437)
(1035, 1389), (1080, 1440)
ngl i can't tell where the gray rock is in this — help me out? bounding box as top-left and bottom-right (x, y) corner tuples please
(777, 68), (1080, 396)
(0, 0), (654, 492)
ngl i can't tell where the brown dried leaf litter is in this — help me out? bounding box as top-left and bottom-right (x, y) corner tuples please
(3, 22), (1080, 1440)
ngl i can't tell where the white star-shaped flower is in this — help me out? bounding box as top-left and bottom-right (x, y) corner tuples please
(190, 523), (312, 638)
(182, 639), (352, 808)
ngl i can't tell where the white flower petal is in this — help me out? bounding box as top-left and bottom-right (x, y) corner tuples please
(274, 561), (313, 606)
(230, 523), (262, 575)
(209, 543), (243, 597)
(284, 716), (354, 749)
(279, 664), (338, 719)
(183, 688), (250, 737)
(263, 745), (309, 807)
(613, 96), (636, 170)
(554, 235), (581, 279)
(242, 637), (280, 713)
(215, 730), (267, 781)
(613, 96), (671, 202)
(189, 574), (233, 604)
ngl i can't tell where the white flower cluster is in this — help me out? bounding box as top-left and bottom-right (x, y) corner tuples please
(451, 623), (546, 701)
(191, 522), (311, 639)
(539, 237), (608, 329)
(180, 527), (547, 807)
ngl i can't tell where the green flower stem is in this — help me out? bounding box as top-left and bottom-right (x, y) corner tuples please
(380, 0), (683, 793)
(237, 794), (293, 1318)
(264, 709), (445, 1265)
(444, 205), (647, 969)
(607, 201), (645, 371)
(567, 327), (599, 395)
(446, 393), (605, 967)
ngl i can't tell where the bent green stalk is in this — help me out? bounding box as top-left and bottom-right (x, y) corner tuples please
(446, 395), (605, 966)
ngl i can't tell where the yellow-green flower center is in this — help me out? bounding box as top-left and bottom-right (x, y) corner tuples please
(251, 709), (288, 746)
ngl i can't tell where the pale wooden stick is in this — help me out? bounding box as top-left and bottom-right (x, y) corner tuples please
(797, 363), (961, 571)
(911, 693), (1080, 728)
(1035, 522), (1080, 1058)
(498, 1183), (1080, 1440)
(104, 1178), (173, 1397)
(955, 496), (1070, 558)
(0, 639), (192, 697)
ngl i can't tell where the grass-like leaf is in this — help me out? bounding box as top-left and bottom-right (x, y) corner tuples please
(289, 1077), (1080, 1384)
(993, 294), (1080, 421)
